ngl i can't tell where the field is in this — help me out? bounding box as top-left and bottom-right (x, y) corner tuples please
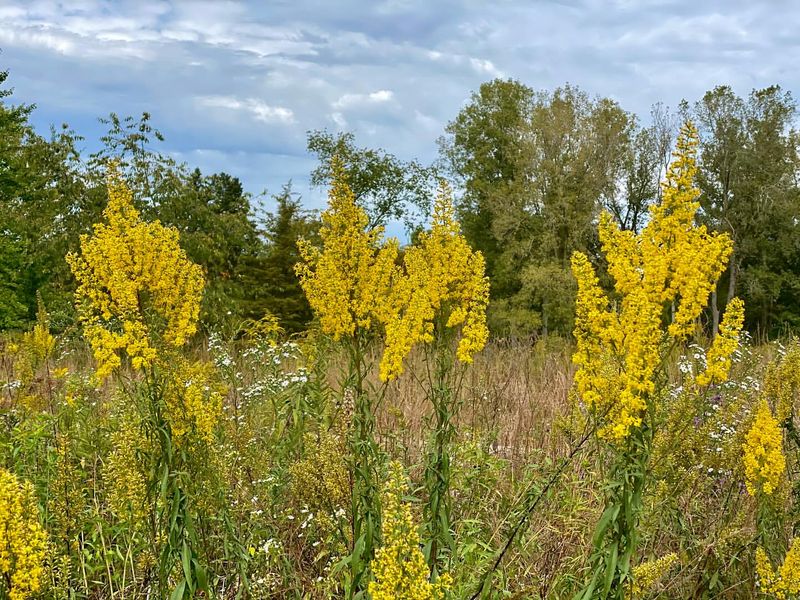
(1, 122), (799, 600)
(2, 315), (790, 599)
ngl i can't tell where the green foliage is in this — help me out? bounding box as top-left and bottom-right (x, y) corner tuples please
(0, 69), (86, 328)
(252, 184), (318, 332)
(308, 129), (439, 230)
(0, 235), (27, 329)
(441, 80), (664, 337)
(439, 78), (534, 301)
(692, 85), (800, 336)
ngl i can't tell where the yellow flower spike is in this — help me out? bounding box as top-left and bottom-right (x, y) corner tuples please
(368, 462), (451, 600)
(67, 164), (204, 380)
(629, 553), (678, 598)
(295, 156), (400, 341)
(756, 541), (800, 597)
(106, 417), (149, 523)
(764, 342), (800, 425)
(743, 399), (786, 496)
(0, 469), (48, 600)
(380, 182), (489, 381)
(696, 297), (745, 386)
(571, 122), (734, 442)
(27, 299), (55, 363)
(163, 357), (225, 447)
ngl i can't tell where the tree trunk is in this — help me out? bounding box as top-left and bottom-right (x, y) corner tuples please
(727, 252), (737, 303)
(711, 288), (720, 339)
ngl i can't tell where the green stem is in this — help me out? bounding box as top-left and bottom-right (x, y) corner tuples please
(578, 424), (652, 600)
(346, 332), (382, 598)
(424, 324), (457, 575)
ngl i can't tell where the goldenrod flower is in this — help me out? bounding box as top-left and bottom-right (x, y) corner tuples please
(381, 183), (489, 381)
(67, 165), (204, 380)
(289, 430), (350, 536)
(26, 299), (55, 364)
(163, 358), (225, 446)
(756, 541), (800, 597)
(571, 122), (733, 441)
(629, 553), (678, 598)
(765, 342), (800, 425)
(10, 299), (56, 408)
(368, 462), (451, 600)
(295, 156), (399, 340)
(743, 399), (786, 496)
(696, 297), (745, 386)
(105, 415), (149, 522)
(0, 469), (48, 600)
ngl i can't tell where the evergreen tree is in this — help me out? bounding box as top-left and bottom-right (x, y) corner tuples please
(255, 184), (318, 333)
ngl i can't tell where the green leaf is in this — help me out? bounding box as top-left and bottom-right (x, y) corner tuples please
(169, 580), (186, 600)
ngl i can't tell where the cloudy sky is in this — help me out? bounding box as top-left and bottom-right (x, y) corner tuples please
(1, 0), (798, 216)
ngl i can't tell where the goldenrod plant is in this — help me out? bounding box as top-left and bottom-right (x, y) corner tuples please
(0, 468), (48, 600)
(696, 297), (745, 387)
(4, 297), (57, 412)
(380, 182), (489, 383)
(743, 399), (787, 498)
(756, 541), (800, 598)
(369, 462), (452, 600)
(571, 122), (742, 598)
(747, 342), (800, 598)
(67, 165), (219, 598)
(382, 182), (489, 575)
(296, 157), (399, 342)
(628, 553), (678, 598)
(296, 155), (400, 596)
(67, 164), (204, 381)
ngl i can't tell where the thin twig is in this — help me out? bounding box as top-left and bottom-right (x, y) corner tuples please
(469, 421), (596, 600)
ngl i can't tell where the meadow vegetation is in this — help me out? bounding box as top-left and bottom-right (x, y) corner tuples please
(3, 70), (800, 599)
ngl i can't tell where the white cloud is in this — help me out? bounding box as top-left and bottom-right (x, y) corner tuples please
(1, 0), (797, 223)
(197, 95), (295, 124)
(330, 111), (348, 128)
(333, 89), (394, 109)
(470, 57), (502, 77)
(414, 109), (439, 131)
(426, 51), (503, 78)
(0, 28), (76, 55)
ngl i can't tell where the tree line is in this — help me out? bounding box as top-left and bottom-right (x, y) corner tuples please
(1, 69), (798, 338)
(441, 80), (800, 339)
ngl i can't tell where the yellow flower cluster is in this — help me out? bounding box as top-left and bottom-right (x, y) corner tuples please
(49, 435), (86, 552)
(241, 312), (283, 344)
(25, 298), (55, 365)
(369, 462), (451, 600)
(0, 468), (48, 600)
(8, 301), (56, 412)
(756, 541), (800, 598)
(381, 183), (490, 381)
(571, 122), (733, 441)
(163, 358), (224, 446)
(765, 343), (800, 424)
(295, 157), (399, 339)
(67, 165), (204, 380)
(105, 416), (149, 522)
(629, 553), (678, 598)
(743, 399), (786, 496)
(696, 297), (745, 386)
(289, 430), (350, 536)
